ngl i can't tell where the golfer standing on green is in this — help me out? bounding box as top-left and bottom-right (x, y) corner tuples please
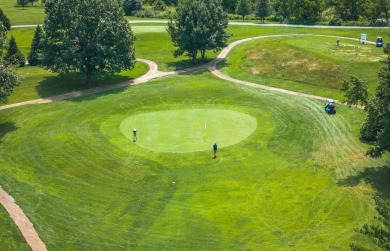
(213, 143), (218, 158)
(133, 128), (137, 142)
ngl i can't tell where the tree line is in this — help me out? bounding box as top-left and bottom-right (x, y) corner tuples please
(124, 0), (390, 25)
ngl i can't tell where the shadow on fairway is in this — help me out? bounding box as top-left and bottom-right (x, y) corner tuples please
(35, 72), (132, 99)
(0, 122), (18, 142)
(167, 58), (213, 70)
(338, 165), (390, 198)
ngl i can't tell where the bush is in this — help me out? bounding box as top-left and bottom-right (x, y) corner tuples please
(123, 0), (142, 16)
(329, 18), (342, 26)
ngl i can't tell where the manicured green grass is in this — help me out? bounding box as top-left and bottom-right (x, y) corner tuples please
(219, 36), (385, 100)
(0, 71), (387, 250)
(0, 205), (30, 250)
(1, 62), (149, 105)
(114, 109), (257, 152)
(0, 0), (44, 25)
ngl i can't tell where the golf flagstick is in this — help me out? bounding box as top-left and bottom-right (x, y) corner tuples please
(204, 123), (207, 143)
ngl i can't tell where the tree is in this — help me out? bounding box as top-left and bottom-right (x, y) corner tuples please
(28, 0), (39, 6)
(27, 25), (45, 66)
(333, 0), (364, 21)
(255, 0), (270, 23)
(5, 36), (25, 67)
(341, 76), (369, 107)
(0, 8), (11, 31)
(236, 0), (252, 21)
(273, 0), (289, 20)
(167, 0), (230, 62)
(350, 196), (390, 251)
(287, 0), (323, 21)
(123, 0), (142, 15)
(360, 43), (390, 158)
(42, 0), (136, 85)
(222, 0), (238, 13)
(17, 0), (29, 9)
(0, 25), (20, 102)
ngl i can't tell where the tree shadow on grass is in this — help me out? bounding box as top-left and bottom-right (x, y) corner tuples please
(338, 166), (390, 199)
(166, 58), (214, 71)
(0, 122), (18, 142)
(35, 72), (132, 100)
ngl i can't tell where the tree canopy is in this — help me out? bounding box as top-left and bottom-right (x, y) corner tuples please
(0, 8), (11, 31)
(236, 0), (252, 21)
(0, 25), (20, 102)
(42, 0), (136, 85)
(360, 43), (390, 158)
(27, 25), (45, 66)
(341, 75), (369, 107)
(167, 0), (230, 62)
(5, 36), (25, 67)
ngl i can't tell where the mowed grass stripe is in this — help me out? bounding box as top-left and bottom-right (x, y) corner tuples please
(0, 71), (384, 250)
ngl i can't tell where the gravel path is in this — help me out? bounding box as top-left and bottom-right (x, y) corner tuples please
(0, 33), (367, 250)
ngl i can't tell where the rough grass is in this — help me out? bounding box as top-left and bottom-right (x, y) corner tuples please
(219, 36), (385, 100)
(0, 71), (387, 250)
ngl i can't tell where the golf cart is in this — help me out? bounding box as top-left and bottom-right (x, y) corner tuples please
(325, 99), (336, 114)
(376, 37), (384, 47)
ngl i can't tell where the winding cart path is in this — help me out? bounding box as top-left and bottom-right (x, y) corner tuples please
(0, 34), (373, 250)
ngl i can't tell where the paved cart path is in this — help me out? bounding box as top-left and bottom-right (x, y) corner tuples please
(0, 188), (47, 251)
(0, 34), (369, 250)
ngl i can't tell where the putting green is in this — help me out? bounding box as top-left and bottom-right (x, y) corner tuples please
(119, 109), (257, 153)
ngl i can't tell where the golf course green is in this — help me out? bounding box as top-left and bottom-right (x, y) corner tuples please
(112, 109), (257, 152)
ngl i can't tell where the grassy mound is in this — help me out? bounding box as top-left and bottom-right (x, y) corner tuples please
(0, 71), (385, 250)
(219, 36), (384, 100)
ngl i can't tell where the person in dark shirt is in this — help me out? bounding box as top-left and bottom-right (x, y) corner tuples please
(213, 143), (218, 158)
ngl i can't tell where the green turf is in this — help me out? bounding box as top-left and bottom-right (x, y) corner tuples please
(110, 109), (257, 152)
(0, 71), (387, 250)
(0, 62), (149, 106)
(0, 205), (30, 250)
(0, 0), (44, 26)
(219, 35), (384, 100)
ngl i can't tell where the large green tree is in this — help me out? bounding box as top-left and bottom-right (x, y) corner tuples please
(167, 0), (230, 62)
(42, 0), (136, 85)
(360, 43), (390, 158)
(27, 25), (45, 66)
(341, 76), (369, 107)
(236, 0), (252, 21)
(0, 8), (11, 31)
(333, 0), (364, 21)
(0, 25), (20, 102)
(287, 0), (323, 21)
(123, 0), (143, 15)
(17, 0), (29, 9)
(222, 0), (238, 13)
(255, 0), (270, 23)
(273, 0), (289, 20)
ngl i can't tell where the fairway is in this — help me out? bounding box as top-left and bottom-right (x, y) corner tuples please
(1, 13), (390, 250)
(0, 71), (386, 250)
(117, 109), (257, 152)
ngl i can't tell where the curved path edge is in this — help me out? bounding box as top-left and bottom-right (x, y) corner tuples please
(0, 34), (367, 250)
(0, 188), (47, 251)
